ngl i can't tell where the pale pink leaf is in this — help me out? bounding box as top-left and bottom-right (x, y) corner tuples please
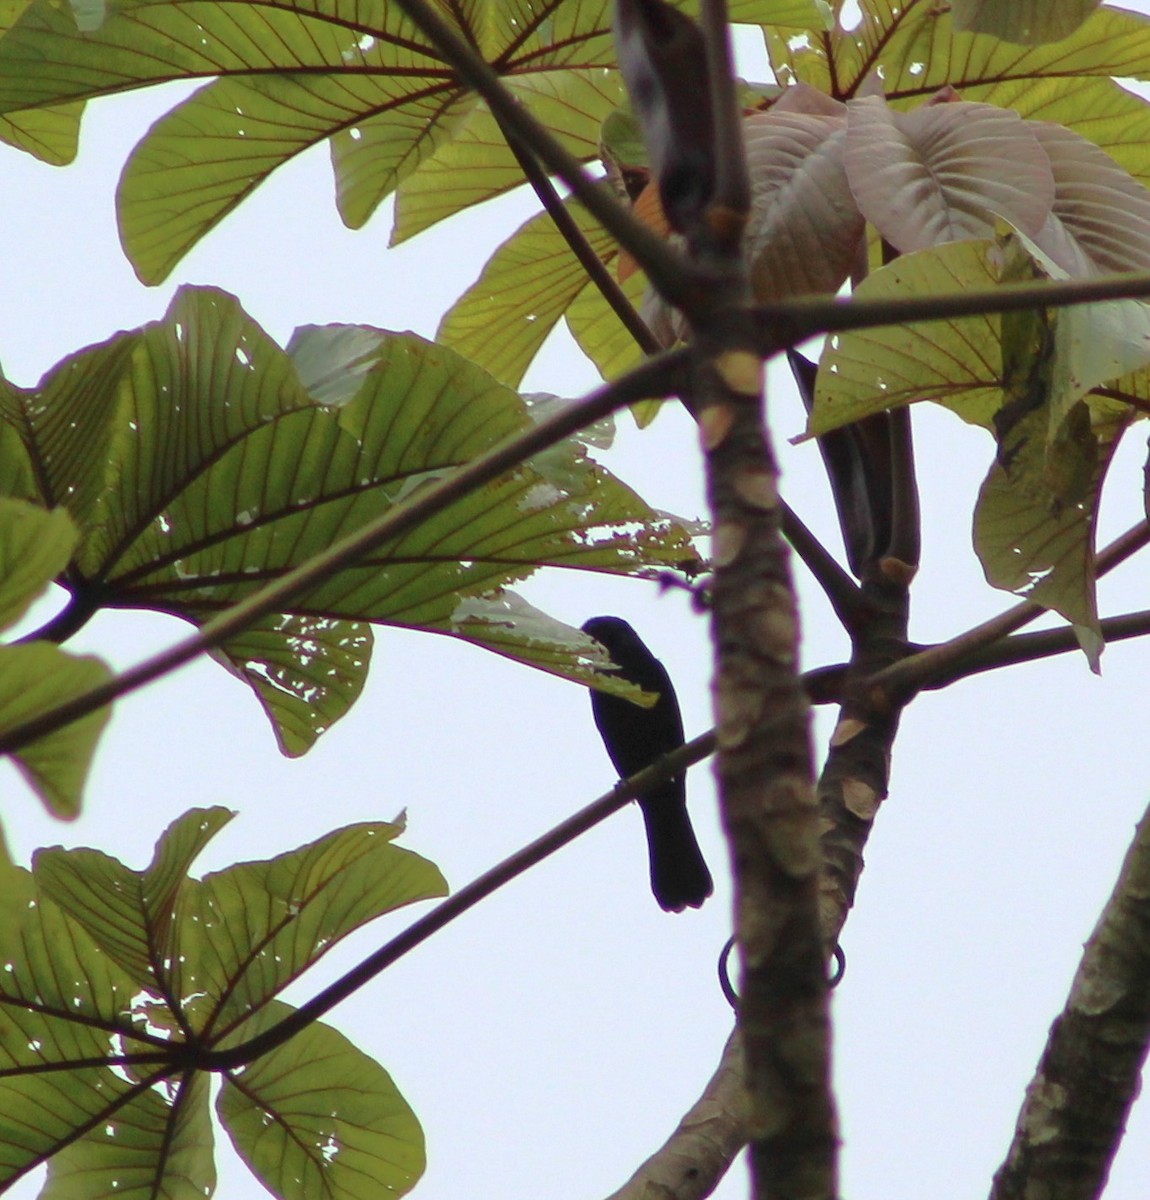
(845, 95), (1055, 253)
(1029, 121), (1150, 277)
(743, 108), (863, 302)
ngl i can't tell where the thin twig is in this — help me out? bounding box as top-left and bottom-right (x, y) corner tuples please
(203, 728), (717, 1070)
(921, 609), (1150, 690)
(391, 0), (698, 311)
(497, 121), (663, 357)
(751, 270), (1150, 356)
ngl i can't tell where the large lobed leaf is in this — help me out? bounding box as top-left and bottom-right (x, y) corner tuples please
(0, 808), (446, 1199)
(0, 287), (698, 753)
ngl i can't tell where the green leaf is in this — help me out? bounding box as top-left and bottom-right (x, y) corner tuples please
(812, 232), (1150, 438)
(0, 812), (442, 1195)
(390, 68), (625, 245)
(0, 376), (40, 504)
(566, 264), (648, 383)
(0, 0), (623, 280)
(438, 197), (623, 386)
(218, 1001), (424, 1200)
(0, 102), (82, 164)
(43, 1072), (215, 1200)
(0, 867), (146, 1185)
(764, 0), (1150, 109)
(35, 807), (236, 991)
(974, 401), (1127, 665)
(4, 288), (698, 745)
(0, 644), (112, 817)
(952, 0), (1101, 46)
(0, 499), (77, 632)
(181, 818), (446, 1039)
(810, 239), (1004, 435)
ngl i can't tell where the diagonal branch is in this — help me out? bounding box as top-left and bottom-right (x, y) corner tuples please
(990, 799), (1150, 1200)
(496, 122), (663, 357)
(0, 348), (690, 757)
(391, 0), (698, 310)
(204, 728), (717, 1070)
(921, 608), (1150, 690)
(602, 1028), (749, 1200)
(871, 518), (1150, 702)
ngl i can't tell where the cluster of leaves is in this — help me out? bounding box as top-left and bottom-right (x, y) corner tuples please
(0, 807), (446, 1197)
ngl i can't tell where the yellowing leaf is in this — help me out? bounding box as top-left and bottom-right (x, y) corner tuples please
(953, 0), (1101, 46)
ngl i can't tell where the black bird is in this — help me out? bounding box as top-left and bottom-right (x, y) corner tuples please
(582, 616), (713, 912)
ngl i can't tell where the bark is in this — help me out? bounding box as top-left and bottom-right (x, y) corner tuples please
(991, 806), (1150, 1200)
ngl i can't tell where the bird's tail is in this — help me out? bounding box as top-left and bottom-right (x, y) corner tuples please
(639, 789), (713, 912)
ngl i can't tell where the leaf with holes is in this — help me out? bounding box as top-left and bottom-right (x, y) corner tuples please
(0, 808), (444, 1198)
(0, 0), (625, 282)
(218, 1000), (423, 1200)
(0, 287), (699, 751)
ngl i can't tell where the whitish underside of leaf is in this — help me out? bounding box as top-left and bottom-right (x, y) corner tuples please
(1028, 120), (1150, 277)
(743, 107), (862, 301)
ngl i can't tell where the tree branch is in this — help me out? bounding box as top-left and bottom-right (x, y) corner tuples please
(990, 800), (1150, 1200)
(870, 518), (1150, 702)
(779, 499), (868, 631)
(750, 270), (1150, 356)
(602, 1028), (750, 1200)
(391, 0), (699, 312)
(204, 728), (717, 1070)
(921, 608), (1150, 690)
(497, 123), (663, 358)
(0, 349), (691, 757)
